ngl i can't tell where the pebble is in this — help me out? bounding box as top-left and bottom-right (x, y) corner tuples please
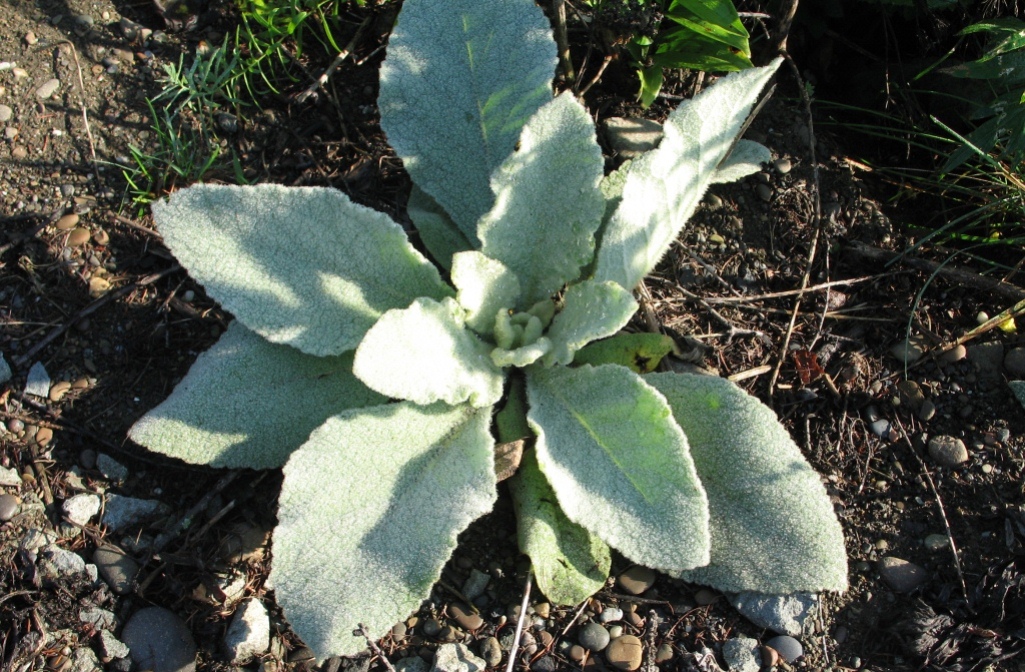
(80, 605), (118, 630)
(96, 454), (128, 482)
(449, 602), (483, 630)
(35, 78), (61, 101)
(72, 647), (102, 672)
(0, 465), (21, 486)
(0, 494), (20, 521)
(868, 419), (892, 438)
(896, 380), (925, 412)
(40, 543), (86, 576)
(49, 380), (71, 401)
(607, 625), (624, 639)
(25, 361), (51, 398)
(93, 544), (139, 594)
(928, 435), (968, 467)
(939, 344), (967, 363)
(1005, 347), (1025, 377)
(462, 568), (491, 601)
(919, 400), (936, 422)
(0, 104), (11, 122)
(121, 607), (197, 672)
(655, 643), (673, 663)
(878, 556), (928, 593)
(722, 638), (761, 672)
(431, 643), (486, 672)
(80, 448), (97, 469)
(705, 193), (723, 208)
(56, 213), (79, 230)
(773, 157), (793, 174)
(93, 229), (110, 245)
(225, 598), (270, 663)
(605, 635), (643, 671)
(422, 619), (443, 638)
(67, 227), (91, 246)
(891, 339), (925, 364)
(924, 534), (949, 552)
(729, 592), (817, 637)
(63, 493), (101, 525)
(578, 623), (610, 652)
(568, 645), (586, 662)
(765, 635), (803, 662)
(103, 491), (169, 532)
(480, 637), (502, 667)
(616, 565), (656, 594)
(99, 630), (131, 660)
(33, 426), (53, 448)
(604, 117), (664, 159)
(694, 588), (718, 605)
(599, 607), (623, 623)
(756, 183), (772, 202)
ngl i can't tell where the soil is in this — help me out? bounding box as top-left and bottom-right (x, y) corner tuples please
(1, 2), (1024, 672)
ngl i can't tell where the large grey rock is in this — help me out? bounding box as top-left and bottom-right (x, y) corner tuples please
(729, 592), (817, 636)
(431, 643), (486, 672)
(224, 598), (270, 663)
(121, 607), (197, 672)
(722, 637), (760, 672)
(103, 494), (169, 532)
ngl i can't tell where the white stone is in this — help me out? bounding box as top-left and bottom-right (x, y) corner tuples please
(431, 643), (486, 672)
(103, 494), (168, 532)
(25, 361), (51, 397)
(63, 493), (101, 526)
(722, 637), (761, 672)
(0, 465), (21, 486)
(225, 598), (270, 663)
(729, 592), (818, 636)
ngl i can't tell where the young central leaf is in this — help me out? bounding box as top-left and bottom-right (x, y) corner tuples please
(479, 92), (606, 306)
(525, 364), (710, 572)
(353, 297), (505, 408)
(378, 0), (558, 240)
(271, 402), (496, 659)
(152, 184), (452, 357)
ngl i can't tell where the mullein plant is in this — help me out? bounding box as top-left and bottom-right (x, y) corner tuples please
(129, 0), (847, 658)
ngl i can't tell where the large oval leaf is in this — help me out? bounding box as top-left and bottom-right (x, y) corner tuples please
(509, 448), (611, 606)
(353, 297), (505, 408)
(152, 184), (452, 357)
(478, 93), (606, 305)
(543, 280), (638, 366)
(593, 61), (780, 291)
(129, 321), (383, 469)
(645, 372), (848, 593)
(271, 402), (497, 658)
(379, 0), (558, 240)
(525, 364), (710, 572)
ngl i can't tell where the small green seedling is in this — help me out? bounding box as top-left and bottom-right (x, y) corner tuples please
(130, 0), (846, 659)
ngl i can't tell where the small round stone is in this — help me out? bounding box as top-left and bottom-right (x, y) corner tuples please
(89, 277), (111, 296)
(36, 78), (61, 100)
(939, 344), (967, 363)
(33, 427), (53, 447)
(49, 380), (71, 402)
(93, 229), (110, 245)
(599, 607), (623, 623)
(421, 619), (442, 638)
(607, 625), (623, 639)
(480, 637), (502, 667)
(655, 643), (673, 663)
(67, 227), (91, 247)
(918, 400), (936, 422)
(0, 494), (20, 521)
(56, 213), (79, 230)
(693, 588), (717, 605)
(765, 636), (803, 662)
(568, 645), (586, 662)
(928, 435), (968, 467)
(578, 623), (610, 652)
(121, 607), (197, 672)
(617, 565), (656, 595)
(7, 418), (24, 433)
(534, 602), (550, 619)
(605, 635), (643, 671)
(878, 556), (928, 593)
(449, 603), (483, 631)
(391, 623), (407, 638)
(924, 534), (949, 552)
(773, 158), (792, 174)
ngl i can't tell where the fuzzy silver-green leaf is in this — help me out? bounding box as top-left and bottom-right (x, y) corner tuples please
(129, 321), (383, 469)
(353, 297), (505, 408)
(479, 92), (606, 305)
(646, 371), (848, 593)
(451, 251), (522, 335)
(543, 280), (638, 366)
(526, 364), (710, 572)
(152, 184), (452, 357)
(510, 448), (611, 605)
(593, 61), (780, 291)
(272, 402), (496, 658)
(407, 186), (472, 271)
(379, 0), (557, 240)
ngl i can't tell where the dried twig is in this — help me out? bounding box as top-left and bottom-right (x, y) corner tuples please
(552, 0), (575, 83)
(505, 572), (533, 672)
(703, 273), (892, 304)
(110, 212), (161, 238)
(576, 53), (612, 98)
(891, 416), (971, 608)
(0, 209), (62, 256)
(356, 624), (397, 672)
(295, 16), (371, 104)
(12, 265), (181, 369)
(51, 41), (100, 185)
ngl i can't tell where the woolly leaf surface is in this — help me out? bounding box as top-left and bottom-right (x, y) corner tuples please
(525, 364), (710, 572)
(407, 186), (471, 271)
(451, 251), (521, 335)
(353, 297), (504, 408)
(593, 61), (780, 290)
(646, 371), (848, 593)
(510, 448), (610, 605)
(379, 0), (557, 240)
(479, 93), (606, 305)
(573, 332), (676, 373)
(710, 139), (771, 184)
(544, 281), (638, 366)
(129, 321), (383, 469)
(152, 184), (451, 357)
(272, 402), (496, 658)
(492, 338), (551, 368)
